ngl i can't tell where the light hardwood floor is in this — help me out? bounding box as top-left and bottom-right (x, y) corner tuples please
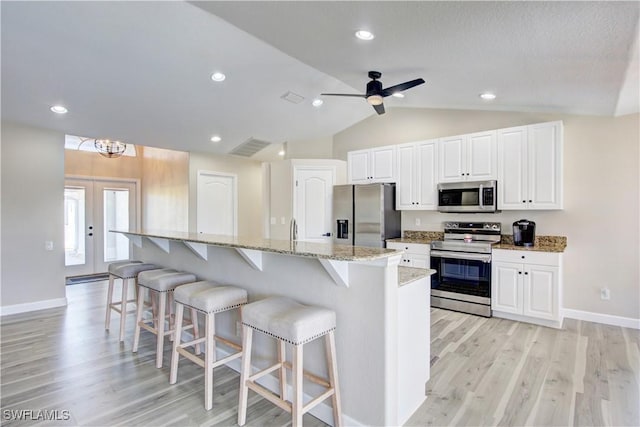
(1, 281), (638, 426)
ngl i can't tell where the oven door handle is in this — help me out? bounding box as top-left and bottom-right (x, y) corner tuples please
(431, 250), (492, 263)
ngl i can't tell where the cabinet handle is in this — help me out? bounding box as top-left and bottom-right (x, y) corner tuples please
(461, 173), (464, 176)
(466, 173), (470, 176)
(518, 271), (522, 274)
(521, 255), (525, 259)
(522, 200), (526, 203)
(528, 200), (532, 203)
(524, 272), (529, 275)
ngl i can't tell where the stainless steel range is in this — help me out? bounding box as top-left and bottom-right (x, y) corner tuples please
(430, 222), (501, 317)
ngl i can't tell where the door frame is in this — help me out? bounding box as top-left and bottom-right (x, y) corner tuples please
(64, 175), (141, 275)
(196, 170), (238, 236)
(292, 165), (337, 243)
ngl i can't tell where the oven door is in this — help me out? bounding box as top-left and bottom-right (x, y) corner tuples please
(430, 250), (492, 301)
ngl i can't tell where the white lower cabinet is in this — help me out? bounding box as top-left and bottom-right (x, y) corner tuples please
(491, 249), (562, 327)
(387, 241), (430, 269)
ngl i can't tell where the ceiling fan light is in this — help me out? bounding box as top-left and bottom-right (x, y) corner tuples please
(367, 94), (383, 106)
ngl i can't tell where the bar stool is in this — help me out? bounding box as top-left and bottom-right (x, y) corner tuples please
(169, 281), (248, 410)
(132, 269), (199, 368)
(238, 296), (342, 427)
(105, 261), (159, 342)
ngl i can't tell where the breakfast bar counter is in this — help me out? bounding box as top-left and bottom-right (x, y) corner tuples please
(115, 229), (432, 426)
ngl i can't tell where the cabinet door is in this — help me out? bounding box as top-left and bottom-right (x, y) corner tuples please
(371, 146), (396, 182)
(492, 261), (522, 314)
(417, 140), (438, 209)
(396, 143), (417, 209)
(523, 264), (558, 321)
(348, 150), (370, 184)
(528, 121), (563, 209)
(497, 126), (527, 210)
(467, 131), (497, 180)
(439, 136), (465, 182)
(409, 253), (430, 269)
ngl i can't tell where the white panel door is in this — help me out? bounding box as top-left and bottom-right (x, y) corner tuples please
(439, 136), (465, 182)
(396, 143), (417, 209)
(528, 122), (562, 209)
(523, 265), (558, 320)
(294, 168), (335, 243)
(467, 131), (497, 180)
(347, 150), (370, 183)
(65, 178), (137, 276)
(370, 146), (396, 182)
(498, 126), (528, 210)
(491, 261), (522, 314)
(417, 140), (438, 209)
(197, 171), (237, 236)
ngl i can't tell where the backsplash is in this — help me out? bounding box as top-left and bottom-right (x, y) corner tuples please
(500, 235), (567, 247)
(403, 230), (444, 241)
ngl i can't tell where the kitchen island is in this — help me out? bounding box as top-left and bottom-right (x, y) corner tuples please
(115, 230), (433, 426)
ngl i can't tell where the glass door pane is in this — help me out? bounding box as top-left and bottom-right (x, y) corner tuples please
(64, 187), (86, 266)
(103, 189), (130, 262)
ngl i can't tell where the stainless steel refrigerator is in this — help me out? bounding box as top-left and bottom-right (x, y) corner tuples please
(332, 183), (401, 248)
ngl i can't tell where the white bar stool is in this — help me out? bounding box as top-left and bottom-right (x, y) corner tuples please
(132, 269), (199, 368)
(105, 261), (159, 342)
(238, 296), (342, 427)
(169, 281), (248, 410)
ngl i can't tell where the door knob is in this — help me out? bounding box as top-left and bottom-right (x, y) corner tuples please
(322, 232), (331, 237)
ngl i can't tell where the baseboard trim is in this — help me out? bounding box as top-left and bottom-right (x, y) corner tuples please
(0, 297), (68, 316)
(562, 308), (640, 330)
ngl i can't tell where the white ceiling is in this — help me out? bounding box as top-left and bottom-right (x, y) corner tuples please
(2, 1), (638, 158)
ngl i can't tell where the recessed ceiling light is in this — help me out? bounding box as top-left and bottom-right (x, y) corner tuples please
(312, 99), (324, 107)
(210, 135), (222, 142)
(480, 92), (496, 100)
(355, 30), (375, 41)
(211, 72), (226, 82)
(278, 149), (285, 157)
(392, 92), (405, 98)
(50, 105), (68, 114)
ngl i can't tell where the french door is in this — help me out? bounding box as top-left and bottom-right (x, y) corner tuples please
(64, 178), (138, 276)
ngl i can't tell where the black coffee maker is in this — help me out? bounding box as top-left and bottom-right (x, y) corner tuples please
(513, 219), (536, 247)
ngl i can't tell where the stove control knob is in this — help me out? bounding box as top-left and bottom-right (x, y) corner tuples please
(450, 223), (458, 228)
(483, 224), (491, 229)
(492, 224), (499, 230)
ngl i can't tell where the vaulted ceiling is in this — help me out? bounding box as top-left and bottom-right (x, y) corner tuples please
(2, 1), (638, 157)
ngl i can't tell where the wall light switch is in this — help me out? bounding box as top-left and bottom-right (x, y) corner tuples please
(600, 287), (610, 300)
(270, 217), (276, 225)
(45, 241), (54, 251)
(415, 218), (421, 226)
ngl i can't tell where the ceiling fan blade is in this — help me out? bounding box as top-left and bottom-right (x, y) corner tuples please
(321, 93), (367, 98)
(373, 103), (385, 115)
(380, 78), (425, 97)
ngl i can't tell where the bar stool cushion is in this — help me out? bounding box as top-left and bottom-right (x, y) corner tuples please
(174, 281), (248, 313)
(242, 296), (336, 345)
(110, 262), (159, 279)
(108, 260), (142, 274)
(138, 269), (196, 292)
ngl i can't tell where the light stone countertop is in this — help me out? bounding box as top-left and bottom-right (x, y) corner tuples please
(398, 266), (436, 286)
(114, 229), (402, 262)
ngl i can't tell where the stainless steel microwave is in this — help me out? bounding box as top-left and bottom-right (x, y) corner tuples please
(437, 180), (497, 213)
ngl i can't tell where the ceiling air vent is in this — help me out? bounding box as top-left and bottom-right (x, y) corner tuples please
(280, 91), (305, 104)
(229, 138), (271, 157)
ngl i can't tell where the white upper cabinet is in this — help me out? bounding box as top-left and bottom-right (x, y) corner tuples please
(396, 140), (438, 210)
(347, 145), (396, 184)
(439, 130), (497, 182)
(498, 121), (563, 210)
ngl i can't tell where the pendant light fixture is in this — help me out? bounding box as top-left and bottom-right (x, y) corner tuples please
(94, 139), (127, 158)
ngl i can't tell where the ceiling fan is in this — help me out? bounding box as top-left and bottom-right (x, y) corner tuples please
(321, 71), (425, 115)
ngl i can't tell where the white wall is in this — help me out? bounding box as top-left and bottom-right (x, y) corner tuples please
(284, 136), (333, 159)
(1, 121), (66, 311)
(188, 152), (263, 237)
(333, 108), (640, 321)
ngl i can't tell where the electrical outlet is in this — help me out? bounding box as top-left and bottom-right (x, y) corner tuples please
(270, 217), (276, 225)
(600, 287), (610, 300)
(236, 321), (242, 337)
(415, 218), (421, 226)
(45, 241), (54, 251)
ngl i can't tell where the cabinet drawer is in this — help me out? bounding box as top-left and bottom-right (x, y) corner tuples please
(492, 249), (560, 266)
(387, 241), (430, 254)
